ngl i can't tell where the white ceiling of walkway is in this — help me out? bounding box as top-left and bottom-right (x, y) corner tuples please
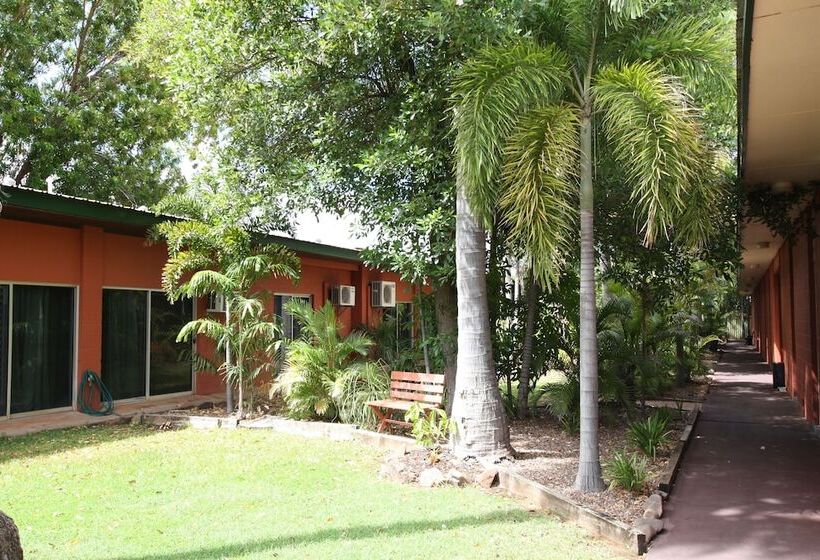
(740, 0), (820, 292)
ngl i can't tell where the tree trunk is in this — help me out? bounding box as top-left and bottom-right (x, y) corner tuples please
(574, 110), (605, 493)
(675, 335), (690, 387)
(434, 282), (458, 415)
(225, 301), (234, 413)
(419, 295), (431, 375)
(517, 270), (539, 418)
(450, 187), (511, 459)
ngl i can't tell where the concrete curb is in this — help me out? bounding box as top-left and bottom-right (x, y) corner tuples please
(658, 409), (701, 494)
(496, 469), (647, 555)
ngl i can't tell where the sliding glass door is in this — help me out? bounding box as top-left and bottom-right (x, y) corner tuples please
(10, 285), (75, 414)
(102, 290), (147, 400)
(0, 285), (8, 416)
(149, 292), (193, 396)
(102, 289), (192, 400)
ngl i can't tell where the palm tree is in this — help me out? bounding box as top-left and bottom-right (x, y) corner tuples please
(155, 215), (301, 418)
(451, 1), (731, 490)
(173, 250), (300, 418)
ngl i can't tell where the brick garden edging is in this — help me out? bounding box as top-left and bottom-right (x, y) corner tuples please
(495, 468), (647, 555)
(658, 409), (701, 494)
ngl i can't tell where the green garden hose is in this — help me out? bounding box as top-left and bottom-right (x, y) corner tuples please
(79, 370), (114, 416)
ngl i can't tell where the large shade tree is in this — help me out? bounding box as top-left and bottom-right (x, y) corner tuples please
(451, 0), (733, 487)
(0, 0), (184, 205)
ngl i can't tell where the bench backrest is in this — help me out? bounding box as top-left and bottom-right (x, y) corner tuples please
(390, 371), (446, 407)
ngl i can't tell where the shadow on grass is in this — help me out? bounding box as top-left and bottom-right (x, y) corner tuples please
(106, 509), (541, 560)
(0, 424), (158, 465)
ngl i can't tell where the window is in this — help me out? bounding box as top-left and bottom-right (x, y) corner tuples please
(0, 285), (8, 416)
(274, 295), (311, 339)
(102, 290), (147, 400)
(101, 289), (192, 400)
(384, 302), (414, 352)
(149, 292), (193, 395)
(9, 285), (75, 414)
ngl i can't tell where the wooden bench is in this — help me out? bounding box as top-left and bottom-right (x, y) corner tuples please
(367, 371), (446, 433)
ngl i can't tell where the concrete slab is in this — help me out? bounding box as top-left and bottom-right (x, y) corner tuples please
(0, 394), (223, 437)
(647, 343), (820, 560)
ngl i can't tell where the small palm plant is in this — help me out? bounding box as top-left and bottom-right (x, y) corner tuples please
(628, 412), (672, 459)
(155, 208), (301, 419)
(274, 301), (388, 427)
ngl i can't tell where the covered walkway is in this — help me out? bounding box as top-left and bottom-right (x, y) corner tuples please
(648, 342), (820, 559)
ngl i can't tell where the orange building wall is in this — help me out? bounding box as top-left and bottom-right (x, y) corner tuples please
(0, 216), (417, 408)
(751, 203), (820, 424)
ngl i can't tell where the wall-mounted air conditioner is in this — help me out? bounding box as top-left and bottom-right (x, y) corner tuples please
(371, 281), (396, 308)
(331, 285), (356, 307)
(206, 293), (226, 313)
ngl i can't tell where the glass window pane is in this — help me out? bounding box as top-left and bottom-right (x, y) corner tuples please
(102, 289), (147, 400)
(0, 285), (8, 416)
(149, 292), (192, 395)
(396, 303), (414, 351)
(275, 295), (311, 339)
(11, 285), (74, 414)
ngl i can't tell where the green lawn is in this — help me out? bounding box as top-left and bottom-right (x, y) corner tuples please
(0, 425), (623, 560)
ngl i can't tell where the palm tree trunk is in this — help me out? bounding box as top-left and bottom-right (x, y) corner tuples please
(574, 110), (605, 493)
(434, 283), (458, 415)
(675, 334), (690, 387)
(517, 270), (539, 418)
(451, 187), (511, 459)
(225, 301), (234, 413)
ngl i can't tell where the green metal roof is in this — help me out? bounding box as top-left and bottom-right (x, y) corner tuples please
(0, 185), (363, 262)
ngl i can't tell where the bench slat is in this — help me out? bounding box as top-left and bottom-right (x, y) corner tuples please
(391, 371), (445, 384)
(390, 380), (445, 394)
(390, 389), (443, 405)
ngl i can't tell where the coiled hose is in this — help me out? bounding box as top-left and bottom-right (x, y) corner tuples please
(79, 370), (114, 416)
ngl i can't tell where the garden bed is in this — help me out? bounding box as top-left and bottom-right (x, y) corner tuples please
(506, 412), (684, 526)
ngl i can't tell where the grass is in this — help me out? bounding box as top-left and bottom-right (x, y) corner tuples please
(0, 425), (624, 560)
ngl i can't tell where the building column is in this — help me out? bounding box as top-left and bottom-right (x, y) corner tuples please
(77, 225), (104, 400)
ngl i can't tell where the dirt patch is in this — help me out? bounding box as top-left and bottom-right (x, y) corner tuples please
(168, 393), (286, 421)
(506, 413), (684, 525)
(658, 377), (711, 402)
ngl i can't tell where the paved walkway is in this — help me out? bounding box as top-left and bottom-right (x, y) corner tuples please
(648, 342), (820, 559)
(0, 393), (223, 437)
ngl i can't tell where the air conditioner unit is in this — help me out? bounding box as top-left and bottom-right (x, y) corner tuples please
(371, 281), (396, 308)
(206, 293), (226, 313)
(331, 285), (356, 307)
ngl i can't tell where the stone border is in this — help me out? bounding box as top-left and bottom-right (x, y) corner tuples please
(657, 408), (701, 494)
(141, 412), (423, 454)
(495, 468), (646, 555)
(139, 413), (239, 430)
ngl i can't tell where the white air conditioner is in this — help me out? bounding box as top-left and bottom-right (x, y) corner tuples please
(331, 285), (356, 307)
(371, 281), (396, 308)
(206, 293), (226, 313)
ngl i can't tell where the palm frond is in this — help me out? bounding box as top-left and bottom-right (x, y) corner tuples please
(184, 269), (238, 298)
(605, 0), (659, 29)
(593, 61), (704, 245)
(626, 15), (734, 95)
(452, 40), (572, 227)
(499, 103), (580, 287)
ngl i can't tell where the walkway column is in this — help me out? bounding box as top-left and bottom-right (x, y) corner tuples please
(77, 225), (104, 401)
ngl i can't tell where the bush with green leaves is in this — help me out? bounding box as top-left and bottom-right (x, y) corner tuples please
(628, 412), (672, 459)
(404, 403), (454, 449)
(604, 451), (648, 493)
(274, 301), (388, 428)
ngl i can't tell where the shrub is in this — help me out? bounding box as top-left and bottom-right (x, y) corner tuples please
(604, 451), (648, 493)
(405, 403), (454, 449)
(628, 412), (672, 459)
(331, 361), (390, 428)
(274, 301), (388, 427)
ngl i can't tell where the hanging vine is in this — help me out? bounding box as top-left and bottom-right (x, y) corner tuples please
(745, 185), (815, 240)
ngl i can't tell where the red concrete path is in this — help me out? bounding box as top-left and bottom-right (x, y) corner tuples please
(647, 342), (820, 559)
